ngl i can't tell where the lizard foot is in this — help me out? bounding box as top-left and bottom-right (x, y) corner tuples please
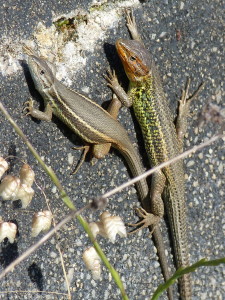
(127, 207), (160, 234)
(179, 78), (204, 118)
(125, 9), (142, 42)
(176, 78), (204, 143)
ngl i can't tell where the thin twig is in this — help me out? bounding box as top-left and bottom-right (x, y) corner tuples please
(37, 183), (71, 300)
(102, 133), (224, 199)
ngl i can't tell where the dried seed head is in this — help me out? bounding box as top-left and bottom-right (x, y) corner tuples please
(83, 246), (101, 280)
(0, 157), (8, 179)
(89, 221), (107, 239)
(89, 222), (100, 239)
(100, 212), (127, 243)
(16, 184), (35, 208)
(31, 210), (52, 237)
(0, 175), (20, 200)
(19, 164), (35, 187)
(0, 221), (17, 243)
(88, 212), (126, 243)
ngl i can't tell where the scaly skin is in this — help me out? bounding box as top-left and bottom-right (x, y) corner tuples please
(129, 68), (191, 299)
(106, 11), (197, 299)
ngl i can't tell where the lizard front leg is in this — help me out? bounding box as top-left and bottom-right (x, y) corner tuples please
(24, 98), (53, 121)
(105, 70), (133, 108)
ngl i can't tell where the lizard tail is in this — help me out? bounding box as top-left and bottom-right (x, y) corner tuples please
(153, 226), (174, 300)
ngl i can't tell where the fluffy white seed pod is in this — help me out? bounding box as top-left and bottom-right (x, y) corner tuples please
(0, 221), (17, 243)
(0, 157), (8, 179)
(83, 247), (101, 280)
(31, 211), (52, 237)
(100, 212), (127, 243)
(0, 175), (20, 200)
(19, 164), (35, 187)
(16, 184), (35, 208)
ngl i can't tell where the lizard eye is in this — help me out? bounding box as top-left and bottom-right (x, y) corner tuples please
(40, 70), (45, 75)
(130, 56), (136, 61)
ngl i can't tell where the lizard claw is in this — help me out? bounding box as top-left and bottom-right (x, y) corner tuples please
(23, 98), (34, 116)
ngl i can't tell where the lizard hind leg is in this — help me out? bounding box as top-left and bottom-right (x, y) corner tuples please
(71, 144), (91, 175)
(176, 78), (204, 149)
(128, 170), (165, 234)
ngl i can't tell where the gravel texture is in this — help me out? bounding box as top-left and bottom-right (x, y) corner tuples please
(0, 0), (224, 299)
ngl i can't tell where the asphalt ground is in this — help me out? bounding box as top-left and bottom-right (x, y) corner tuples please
(0, 0), (224, 299)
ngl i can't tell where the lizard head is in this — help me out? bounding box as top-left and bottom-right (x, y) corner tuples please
(27, 55), (56, 94)
(116, 39), (152, 83)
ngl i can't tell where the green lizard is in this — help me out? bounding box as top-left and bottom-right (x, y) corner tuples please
(23, 46), (173, 299)
(106, 10), (203, 300)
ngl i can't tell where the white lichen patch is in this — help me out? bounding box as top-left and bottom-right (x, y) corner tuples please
(0, 39), (23, 76)
(0, 0), (140, 85)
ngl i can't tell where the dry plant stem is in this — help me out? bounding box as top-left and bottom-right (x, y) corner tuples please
(0, 102), (129, 300)
(102, 133), (224, 200)
(39, 185), (71, 300)
(56, 244), (71, 300)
